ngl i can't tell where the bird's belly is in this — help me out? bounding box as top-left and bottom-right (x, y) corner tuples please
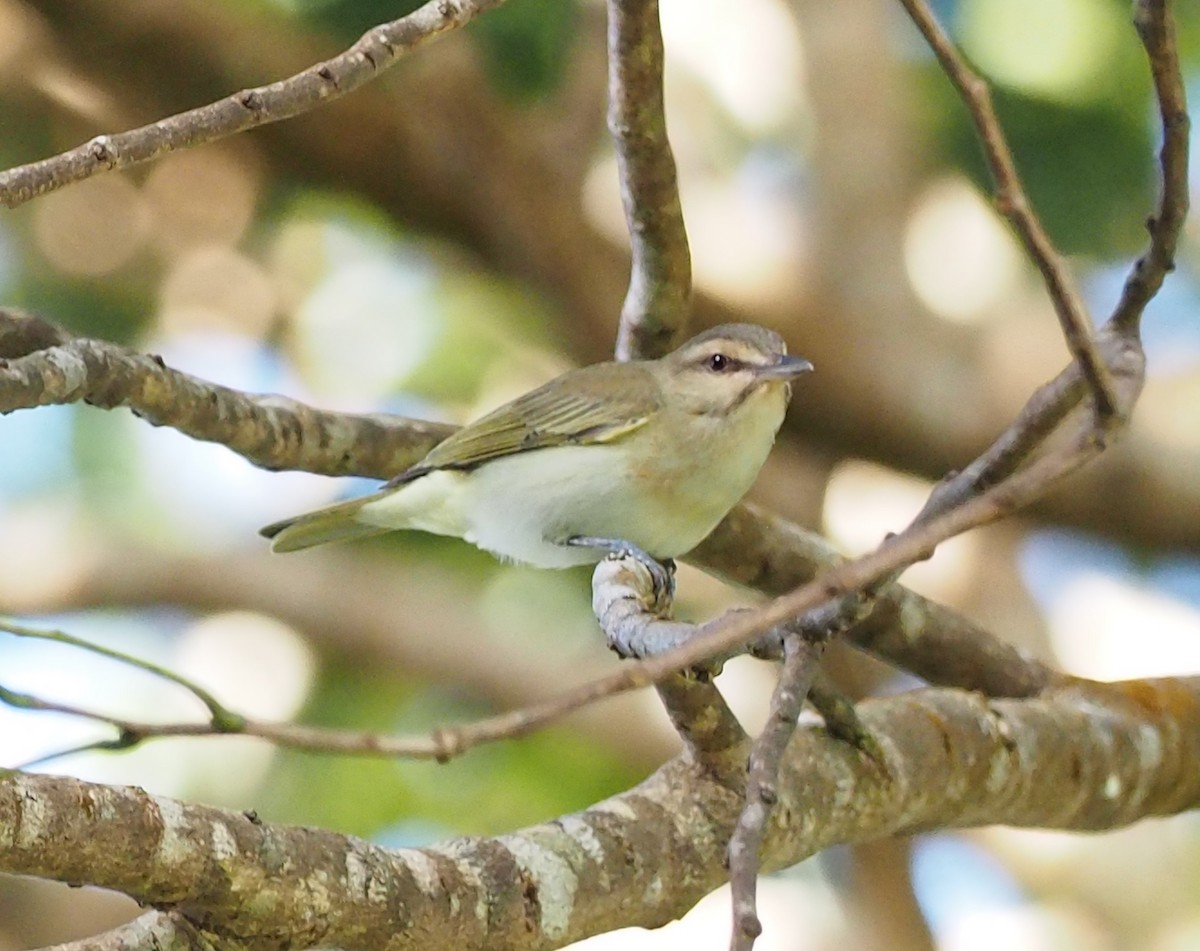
(458, 445), (641, 567)
(458, 435), (767, 568)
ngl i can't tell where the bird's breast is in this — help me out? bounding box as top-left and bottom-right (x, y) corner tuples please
(452, 385), (787, 566)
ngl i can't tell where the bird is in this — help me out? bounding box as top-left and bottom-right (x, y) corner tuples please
(261, 323), (811, 589)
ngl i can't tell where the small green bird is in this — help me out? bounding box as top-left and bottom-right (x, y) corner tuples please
(261, 324), (811, 579)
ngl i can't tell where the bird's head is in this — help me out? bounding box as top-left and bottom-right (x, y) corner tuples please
(658, 323), (813, 418)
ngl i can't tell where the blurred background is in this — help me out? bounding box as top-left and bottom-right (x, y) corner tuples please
(1, 0), (1199, 948)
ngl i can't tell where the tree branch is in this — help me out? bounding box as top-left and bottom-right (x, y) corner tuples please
(896, 0), (1118, 421)
(0, 309), (454, 477)
(0, 0), (510, 208)
(37, 911), (220, 951)
(6, 678), (1199, 949)
(694, 504), (1058, 697)
(606, 0), (692, 361)
(1113, 0), (1190, 332)
(728, 633), (825, 951)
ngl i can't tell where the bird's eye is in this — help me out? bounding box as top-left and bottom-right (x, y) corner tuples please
(705, 353), (733, 372)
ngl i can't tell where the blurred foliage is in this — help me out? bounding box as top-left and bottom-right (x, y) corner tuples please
(272, 0), (578, 101)
(0, 102), (57, 181)
(258, 657), (642, 838)
(921, 75), (1153, 256)
(262, 0), (428, 38)
(12, 267), (157, 344)
(469, 0), (579, 101)
(916, 0), (1158, 256)
(403, 272), (561, 401)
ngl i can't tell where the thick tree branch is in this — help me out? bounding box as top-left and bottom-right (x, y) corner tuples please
(5, 678), (1199, 949)
(0, 309), (454, 477)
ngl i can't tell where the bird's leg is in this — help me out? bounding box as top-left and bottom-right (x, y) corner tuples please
(566, 535), (676, 602)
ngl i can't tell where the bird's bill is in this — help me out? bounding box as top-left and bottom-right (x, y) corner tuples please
(753, 355), (814, 380)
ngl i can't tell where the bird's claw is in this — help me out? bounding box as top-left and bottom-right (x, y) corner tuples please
(631, 552), (675, 606)
(566, 536), (676, 605)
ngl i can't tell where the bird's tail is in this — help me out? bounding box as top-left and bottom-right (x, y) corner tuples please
(259, 491), (392, 553)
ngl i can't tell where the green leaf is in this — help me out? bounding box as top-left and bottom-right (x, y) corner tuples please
(469, 0), (579, 102)
(918, 69), (1153, 257)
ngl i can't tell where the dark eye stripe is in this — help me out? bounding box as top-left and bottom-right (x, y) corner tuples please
(701, 353), (743, 372)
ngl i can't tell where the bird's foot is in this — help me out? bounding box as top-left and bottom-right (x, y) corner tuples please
(566, 535), (676, 604)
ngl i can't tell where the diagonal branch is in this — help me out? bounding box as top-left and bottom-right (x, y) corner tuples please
(694, 504), (1058, 698)
(1113, 0), (1190, 332)
(607, 0), (692, 361)
(895, 0), (1119, 421)
(0, 0), (510, 208)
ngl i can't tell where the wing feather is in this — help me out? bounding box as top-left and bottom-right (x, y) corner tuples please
(389, 362), (659, 485)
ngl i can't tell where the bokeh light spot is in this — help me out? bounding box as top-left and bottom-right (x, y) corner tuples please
(144, 149), (261, 254)
(959, 0), (1123, 102)
(905, 178), (1023, 324)
(159, 245), (277, 338)
(293, 258), (441, 401)
(33, 176), (148, 277)
(823, 459), (979, 601)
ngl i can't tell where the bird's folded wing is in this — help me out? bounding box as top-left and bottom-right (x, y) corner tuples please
(388, 362), (661, 486)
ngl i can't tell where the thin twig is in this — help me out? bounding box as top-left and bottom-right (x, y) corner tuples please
(1112, 0), (1190, 332)
(0, 627), (642, 766)
(0, 0), (509, 208)
(728, 633), (825, 951)
(607, 0), (692, 360)
(895, 0), (1119, 421)
(0, 620), (242, 729)
(694, 504), (1059, 698)
(723, 589), (888, 948)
